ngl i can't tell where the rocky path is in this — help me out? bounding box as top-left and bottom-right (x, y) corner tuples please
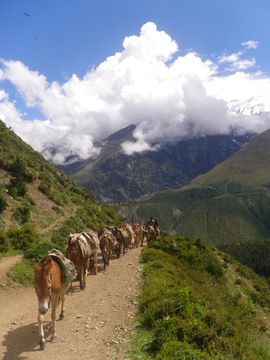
(0, 248), (141, 360)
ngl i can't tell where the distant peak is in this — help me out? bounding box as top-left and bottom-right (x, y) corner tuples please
(102, 124), (136, 143)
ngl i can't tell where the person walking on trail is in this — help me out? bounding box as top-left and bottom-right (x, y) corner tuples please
(146, 216), (154, 226)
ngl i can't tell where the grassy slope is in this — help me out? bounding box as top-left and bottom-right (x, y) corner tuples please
(0, 120), (121, 267)
(190, 129), (270, 188)
(130, 236), (270, 360)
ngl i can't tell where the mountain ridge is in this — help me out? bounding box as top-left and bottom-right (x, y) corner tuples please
(60, 124), (253, 202)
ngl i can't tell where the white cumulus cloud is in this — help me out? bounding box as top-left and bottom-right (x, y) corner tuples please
(0, 22), (269, 162)
(241, 40), (259, 49)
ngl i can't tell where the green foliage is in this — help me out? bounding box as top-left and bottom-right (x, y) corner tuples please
(0, 184), (7, 213)
(25, 240), (55, 262)
(156, 341), (211, 360)
(221, 239), (270, 277)
(12, 205), (31, 224)
(38, 174), (68, 206)
(150, 235), (224, 278)
(9, 158), (34, 182)
(0, 231), (9, 252)
(134, 235), (270, 360)
(8, 259), (34, 285)
(6, 225), (38, 252)
(8, 176), (27, 198)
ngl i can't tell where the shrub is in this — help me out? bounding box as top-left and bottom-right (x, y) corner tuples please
(0, 186), (6, 213)
(8, 176), (27, 198)
(6, 225), (38, 252)
(155, 341), (212, 360)
(25, 240), (54, 262)
(9, 158), (34, 182)
(0, 232), (9, 252)
(12, 205), (31, 224)
(50, 231), (67, 253)
(205, 260), (224, 278)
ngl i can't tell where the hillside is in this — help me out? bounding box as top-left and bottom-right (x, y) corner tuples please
(132, 235), (270, 360)
(190, 128), (270, 188)
(120, 129), (270, 275)
(61, 125), (252, 202)
(0, 120), (120, 256)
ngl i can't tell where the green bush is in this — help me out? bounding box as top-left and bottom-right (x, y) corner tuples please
(50, 230), (67, 253)
(0, 232), (9, 252)
(25, 240), (55, 262)
(0, 184), (7, 213)
(9, 158), (34, 182)
(8, 176), (27, 198)
(6, 225), (38, 252)
(8, 259), (34, 285)
(205, 259), (224, 278)
(12, 205), (31, 224)
(156, 341), (212, 360)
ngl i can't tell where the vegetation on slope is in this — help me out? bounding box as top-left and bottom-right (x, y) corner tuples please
(0, 120), (121, 282)
(131, 235), (270, 359)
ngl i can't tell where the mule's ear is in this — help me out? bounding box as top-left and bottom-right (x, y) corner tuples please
(33, 263), (39, 273)
(45, 257), (53, 269)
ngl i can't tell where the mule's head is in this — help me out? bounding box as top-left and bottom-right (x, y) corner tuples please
(34, 257), (53, 315)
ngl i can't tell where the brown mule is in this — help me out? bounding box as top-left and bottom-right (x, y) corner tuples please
(66, 232), (98, 290)
(34, 256), (70, 350)
(145, 224), (160, 246)
(132, 223), (144, 247)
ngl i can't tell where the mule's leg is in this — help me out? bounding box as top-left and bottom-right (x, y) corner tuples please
(68, 281), (73, 293)
(102, 253), (106, 270)
(83, 263), (86, 289)
(59, 292), (65, 320)
(94, 252), (98, 274)
(79, 266), (83, 290)
(38, 313), (46, 350)
(50, 294), (58, 342)
(80, 262), (86, 289)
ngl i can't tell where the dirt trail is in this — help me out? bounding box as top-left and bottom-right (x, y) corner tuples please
(0, 248), (141, 360)
(0, 255), (23, 285)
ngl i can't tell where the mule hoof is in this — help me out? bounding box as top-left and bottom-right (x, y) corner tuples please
(39, 340), (45, 350)
(59, 313), (64, 320)
(51, 335), (57, 343)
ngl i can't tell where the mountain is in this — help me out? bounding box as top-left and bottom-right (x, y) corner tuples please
(120, 129), (270, 275)
(60, 124), (252, 203)
(0, 120), (120, 255)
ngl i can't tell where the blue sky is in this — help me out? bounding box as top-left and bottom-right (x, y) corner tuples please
(1, 0), (270, 79)
(1, 0), (270, 164)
